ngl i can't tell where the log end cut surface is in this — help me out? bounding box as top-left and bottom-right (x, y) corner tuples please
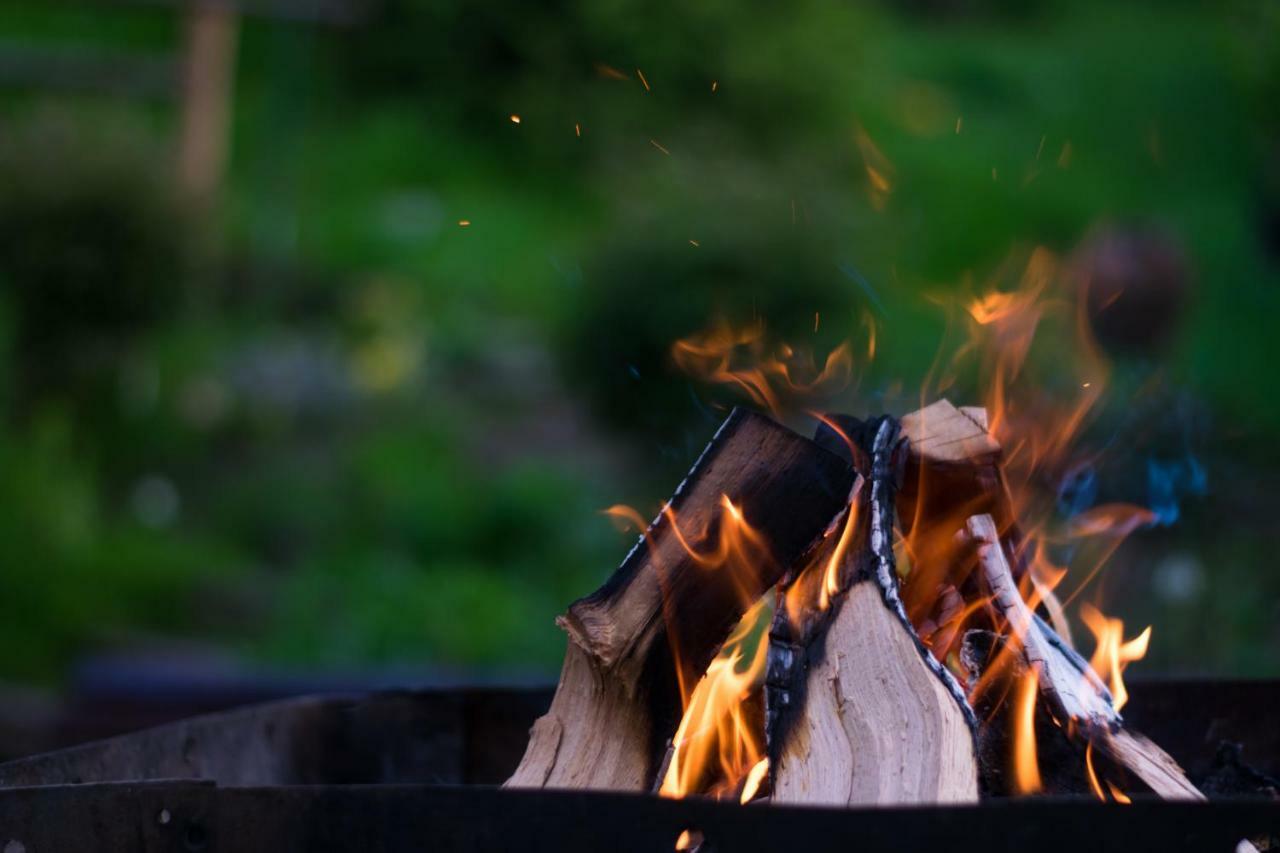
(900, 399), (1001, 464)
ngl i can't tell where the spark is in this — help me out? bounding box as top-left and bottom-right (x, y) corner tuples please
(1058, 140), (1073, 168)
(955, 116), (963, 134)
(650, 139), (670, 155)
(594, 62), (630, 81)
(510, 114), (521, 124)
(637, 68), (650, 91)
(689, 239), (700, 247)
(711, 80), (718, 92)
(458, 220), (471, 227)
(575, 123), (581, 137)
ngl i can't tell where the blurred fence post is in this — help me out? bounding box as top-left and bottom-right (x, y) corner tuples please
(176, 0), (241, 209)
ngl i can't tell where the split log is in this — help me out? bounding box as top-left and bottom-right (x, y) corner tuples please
(961, 629), (1094, 796)
(962, 514), (1204, 801)
(508, 408), (855, 790)
(771, 578), (979, 805)
(964, 513), (1115, 728)
(962, 629), (1205, 801)
(899, 399), (1001, 466)
(816, 400), (1016, 648)
(1093, 728), (1205, 801)
(768, 416), (979, 805)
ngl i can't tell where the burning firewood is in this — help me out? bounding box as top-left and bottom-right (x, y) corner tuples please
(963, 514), (1116, 728)
(765, 417), (979, 805)
(961, 513), (1204, 801)
(511, 394), (1212, 813)
(507, 408), (855, 790)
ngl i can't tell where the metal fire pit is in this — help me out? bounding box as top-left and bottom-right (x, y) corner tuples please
(0, 680), (1277, 851)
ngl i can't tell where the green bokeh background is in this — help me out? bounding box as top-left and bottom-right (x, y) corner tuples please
(0, 0), (1276, 688)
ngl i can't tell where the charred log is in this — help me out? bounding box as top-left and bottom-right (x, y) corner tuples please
(508, 408), (855, 790)
(764, 415), (978, 805)
(961, 622), (1204, 801)
(963, 513), (1117, 729)
(770, 573), (979, 805)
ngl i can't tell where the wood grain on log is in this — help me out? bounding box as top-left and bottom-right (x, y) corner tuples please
(1095, 728), (1206, 801)
(772, 579), (979, 805)
(962, 629), (1205, 801)
(768, 416), (978, 805)
(509, 408), (855, 790)
(963, 516), (1205, 802)
(964, 513), (1117, 728)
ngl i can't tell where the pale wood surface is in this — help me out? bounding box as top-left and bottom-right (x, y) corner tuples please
(900, 399), (1001, 464)
(966, 514), (1117, 727)
(1097, 728), (1206, 801)
(964, 514), (1205, 801)
(773, 580), (979, 806)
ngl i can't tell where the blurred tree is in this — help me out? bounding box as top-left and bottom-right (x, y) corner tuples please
(0, 111), (184, 422)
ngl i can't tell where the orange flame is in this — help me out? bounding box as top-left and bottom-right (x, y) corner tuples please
(671, 318), (856, 418)
(740, 757), (770, 804)
(1012, 668), (1043, 795)
(1080, 603), (1151, 712)
(605, 496), (774, 706)
(854, 124), (894, 211)
(1085, 739), (1134, 804)
(1107, 783), (1131, 804)
(1085, 740), (1107, 801)
(665, 241), (1164, 802)
(607, 492), (776, 800)
(659, 597), (771, 800)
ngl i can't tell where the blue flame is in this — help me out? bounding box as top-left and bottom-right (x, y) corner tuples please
(1145, 454), (1207, 527)
(1056, 462), (1098, 519)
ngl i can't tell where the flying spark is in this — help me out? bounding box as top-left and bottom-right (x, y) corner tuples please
(637, 68), (650, 91)
(510, 114), (521, 124)
(1058, 140), (1073, 168)
(650, 139), (671, 155)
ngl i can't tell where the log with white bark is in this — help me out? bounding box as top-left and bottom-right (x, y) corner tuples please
(964, 513), (1116, 728)
(962, 513), (1204, 801)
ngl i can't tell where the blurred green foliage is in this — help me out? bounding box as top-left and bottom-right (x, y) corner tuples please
(0, 0), (1275, 685)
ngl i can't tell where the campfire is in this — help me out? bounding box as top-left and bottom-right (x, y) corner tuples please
(507, 250), (1217, 824)
(0, 252), (1275, 852)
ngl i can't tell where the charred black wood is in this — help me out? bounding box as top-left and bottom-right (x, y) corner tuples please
(765, 414), (978, 769)
(866, 417), (976, 733)
(1198, 743), (1280, 800)
(962, 630), (1093, 797)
